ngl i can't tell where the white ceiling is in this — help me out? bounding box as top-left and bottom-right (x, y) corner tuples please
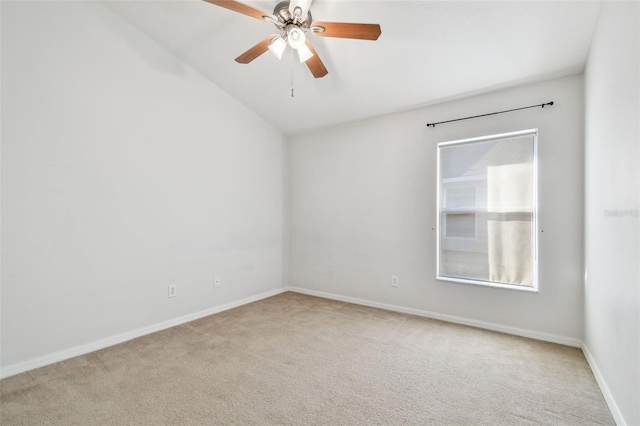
(103, 0), (601, 135)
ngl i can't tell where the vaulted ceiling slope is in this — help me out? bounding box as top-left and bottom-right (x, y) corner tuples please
(103, 0), (601, 135)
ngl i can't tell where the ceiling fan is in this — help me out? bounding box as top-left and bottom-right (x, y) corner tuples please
(203, 0), (382, 78)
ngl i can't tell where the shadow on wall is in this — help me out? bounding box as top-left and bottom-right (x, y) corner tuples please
(98, 3), (188, 77)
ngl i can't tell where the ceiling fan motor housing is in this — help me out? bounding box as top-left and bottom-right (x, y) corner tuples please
(272, 1), (312, 29)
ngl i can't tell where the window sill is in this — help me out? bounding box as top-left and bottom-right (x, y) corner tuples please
(436, 275), (538, 292)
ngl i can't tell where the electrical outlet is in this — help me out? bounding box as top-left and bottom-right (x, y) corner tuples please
(214, 275), (221, 288)
(391, 276), (399, 287)
(168, 284), (177, 298)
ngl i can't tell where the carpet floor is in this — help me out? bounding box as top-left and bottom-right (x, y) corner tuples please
(1, 292), (614, 425)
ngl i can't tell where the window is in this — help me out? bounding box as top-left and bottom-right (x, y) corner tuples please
(436, 129), (538, 291)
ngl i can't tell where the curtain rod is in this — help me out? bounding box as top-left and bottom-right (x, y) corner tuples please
(426, 101), (554, 128)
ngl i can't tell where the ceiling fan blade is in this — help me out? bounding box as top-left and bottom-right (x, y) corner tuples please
(202, 0), (274, 22)
(235, 35), (277, 64)
(311, 22), (381, 40)
(304, 40), (328, 78)
(289, 0), (313, 21)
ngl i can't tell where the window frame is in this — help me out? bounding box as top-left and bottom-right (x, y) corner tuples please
(435, 128), (539, 292)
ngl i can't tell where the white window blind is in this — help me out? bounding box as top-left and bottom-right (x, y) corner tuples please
(436, 129), (538, 290)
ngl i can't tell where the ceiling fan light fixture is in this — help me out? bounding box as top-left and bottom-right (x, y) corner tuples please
(268, 36), (287, 60)
(297, 43), (314, 63)
(286, 25), (306, 49)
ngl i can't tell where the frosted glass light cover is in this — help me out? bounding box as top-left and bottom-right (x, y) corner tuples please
(268, 37), (287, 60)
(287, 27), (306, 49)
(297, 43), (314, 63)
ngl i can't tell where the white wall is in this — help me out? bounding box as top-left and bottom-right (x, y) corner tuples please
(1, 1), (286, 371)
(291, 74), (585, 344)
(584, 1), (639, 425)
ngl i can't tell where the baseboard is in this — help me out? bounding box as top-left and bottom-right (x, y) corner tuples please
(582, 344), (626, 425)
(0, 287), (287, 380)
(286, 286), (583, 348)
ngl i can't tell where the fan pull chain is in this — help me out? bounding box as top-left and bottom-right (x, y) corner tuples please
(290, 47), (295, 98)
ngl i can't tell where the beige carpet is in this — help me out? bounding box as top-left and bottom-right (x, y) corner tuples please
(1, 292), (614, 425)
